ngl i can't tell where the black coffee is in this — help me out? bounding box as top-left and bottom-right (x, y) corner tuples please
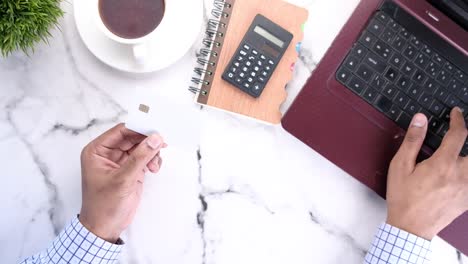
(99, 0), (165, 39)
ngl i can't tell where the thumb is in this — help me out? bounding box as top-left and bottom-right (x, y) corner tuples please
(394, 113), (428, 170)
(122, 134), (163, 176)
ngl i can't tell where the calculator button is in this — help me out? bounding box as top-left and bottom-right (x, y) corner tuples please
(234, 62), (240, 67)
(235, 78), (242, 84)
(239, 72), (246, 78)
(268, 60), (275, 65)
(257, 61), (263, 66)
(251, 72), (257, 77)
(243, 83), (251, 89)
(254, 66), (260, 72)
(260, 55), (266, 60)
(246, 61), (252, 67)
(261, 71), (268, 77)
(252, 50), (259, 55)
(240, 50), (248, 56)
(227, 72), (234, 78)
(265, 65), (272, 71)
(242, 67), (248, 72)
(237, 56), (244, 61)
(248, 56), (255, 61)
(231, 67), (237, 73)
(253, 84), (262, 93)
(258, 77), (266, 83)
(247, 77), (254, 83)
(243, 44), (251, 50)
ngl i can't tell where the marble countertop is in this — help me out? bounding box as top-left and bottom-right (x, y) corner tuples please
(1, 0), (466, 263)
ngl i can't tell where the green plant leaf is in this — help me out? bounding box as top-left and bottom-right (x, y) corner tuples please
(0, 0), (64, 57)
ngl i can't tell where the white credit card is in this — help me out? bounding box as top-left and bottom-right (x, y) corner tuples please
(125, 102), (159, 136)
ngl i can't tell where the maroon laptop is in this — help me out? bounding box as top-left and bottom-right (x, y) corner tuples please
(283, 0), (468, 255)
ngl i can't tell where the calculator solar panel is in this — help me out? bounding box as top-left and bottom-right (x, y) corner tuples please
(336, 11), (468, 155)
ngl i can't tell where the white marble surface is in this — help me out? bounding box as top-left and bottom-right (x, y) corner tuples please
(0, 0), (466, 263)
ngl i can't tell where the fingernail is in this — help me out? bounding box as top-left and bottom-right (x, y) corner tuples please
(146, 135), (161, 149)
(412, 114), (426, 128)
(455, 107), (463, 113)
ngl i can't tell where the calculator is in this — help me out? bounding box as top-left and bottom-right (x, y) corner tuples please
(222, 14), (293, 98)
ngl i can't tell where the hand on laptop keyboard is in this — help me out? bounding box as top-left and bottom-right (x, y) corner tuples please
(386, 108), (468, 240)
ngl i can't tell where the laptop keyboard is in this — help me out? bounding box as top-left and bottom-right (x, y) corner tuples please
(336, 11), (468, 155)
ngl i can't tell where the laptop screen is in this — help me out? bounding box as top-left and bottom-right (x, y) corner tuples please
(428, 0), (468, 30)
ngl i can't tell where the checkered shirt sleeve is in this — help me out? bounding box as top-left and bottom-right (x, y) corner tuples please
(364, 223), (432, 264)
(20, 217), (123, 264)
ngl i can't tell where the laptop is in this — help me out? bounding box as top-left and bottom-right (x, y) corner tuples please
(283, 0), (468, 255)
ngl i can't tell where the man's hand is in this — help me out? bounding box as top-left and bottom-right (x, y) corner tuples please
(387, 108), (468, 240)
(79, 124), (166, 243)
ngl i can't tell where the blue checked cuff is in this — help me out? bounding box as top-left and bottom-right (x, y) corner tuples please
(364, 223), (432, 264)
(21, 217), (123, 264)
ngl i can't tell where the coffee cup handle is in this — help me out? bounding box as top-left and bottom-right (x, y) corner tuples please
(132, 43), (149, 65)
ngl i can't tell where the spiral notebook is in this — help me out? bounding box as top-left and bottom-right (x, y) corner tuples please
(189, 0), (308, 124)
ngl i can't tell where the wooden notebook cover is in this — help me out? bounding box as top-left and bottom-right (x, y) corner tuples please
(198, 0), (308, 124)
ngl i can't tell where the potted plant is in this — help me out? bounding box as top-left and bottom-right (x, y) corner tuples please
(0, 0), (64, 57)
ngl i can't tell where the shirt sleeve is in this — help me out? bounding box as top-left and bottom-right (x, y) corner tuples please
(364, 223), (432, 264)
(20, 217), (123, 264)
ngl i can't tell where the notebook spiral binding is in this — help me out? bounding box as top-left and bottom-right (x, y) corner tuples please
(189, 0), (234, 97)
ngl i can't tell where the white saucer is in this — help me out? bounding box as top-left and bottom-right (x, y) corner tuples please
(73, 0), (204, 73)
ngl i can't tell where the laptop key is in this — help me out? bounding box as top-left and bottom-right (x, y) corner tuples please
(372, 40), (393, 60)
(368, 18), (385, 36)
(425, 132), (442, 150)
(428, 117), (443, 133)
(348, 76), (366, 94)
(448, 79), (463, 92)
(394, 92), (410, 109)
(396, 76), (412, 90)
(336, 67), (353, 84)
(409, 35), (423, 49)
(405, 100), (421, 115)
(356, 64), (375, 83)
(392, 35), (406, 52)
(381, 28), (396, 43)
(371, 75), (388, 91)
(407, 86), (423, 100)
(359, 31), (378, 49)
(384, 67), (399, 82)
(424, 79), (439, 94)
(374, 94), (393, 112)
(401, 62), (416, 77)
(415, 53), (430, 69)
(429, 100), (444, 116)
(434, 88), (448, 102)
(363, 53), (387, 73)
(422, 45), (433, 57)
(376, 12), (390, 24)
(387, 105), (402, 121)
(363, 88), (379, 103)
(351, 43), (368, 59)
(413, 70), (427, 85)
(445, 94), (460, 108)
(458, 85), (468, 103)
(383, 85), (398, 100)
(420, 93), (434, 109)
(389, 53), (406, 69)
(343, 55), (360, 71)
(432, 53), (446, 66)
(396, 112), (412, 128)
(426, 62), (441, 78)
(436, 69), (451, 86)
(402, 45), (417, 60)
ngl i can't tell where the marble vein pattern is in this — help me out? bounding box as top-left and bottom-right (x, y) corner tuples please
(0, 0), (466, 263)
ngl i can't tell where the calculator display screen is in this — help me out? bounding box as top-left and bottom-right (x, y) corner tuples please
(262, 43), (281, 57)
(254, 26), (284, 48)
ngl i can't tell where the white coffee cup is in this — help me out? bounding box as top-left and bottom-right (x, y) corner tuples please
(93, 0), (169, 65)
